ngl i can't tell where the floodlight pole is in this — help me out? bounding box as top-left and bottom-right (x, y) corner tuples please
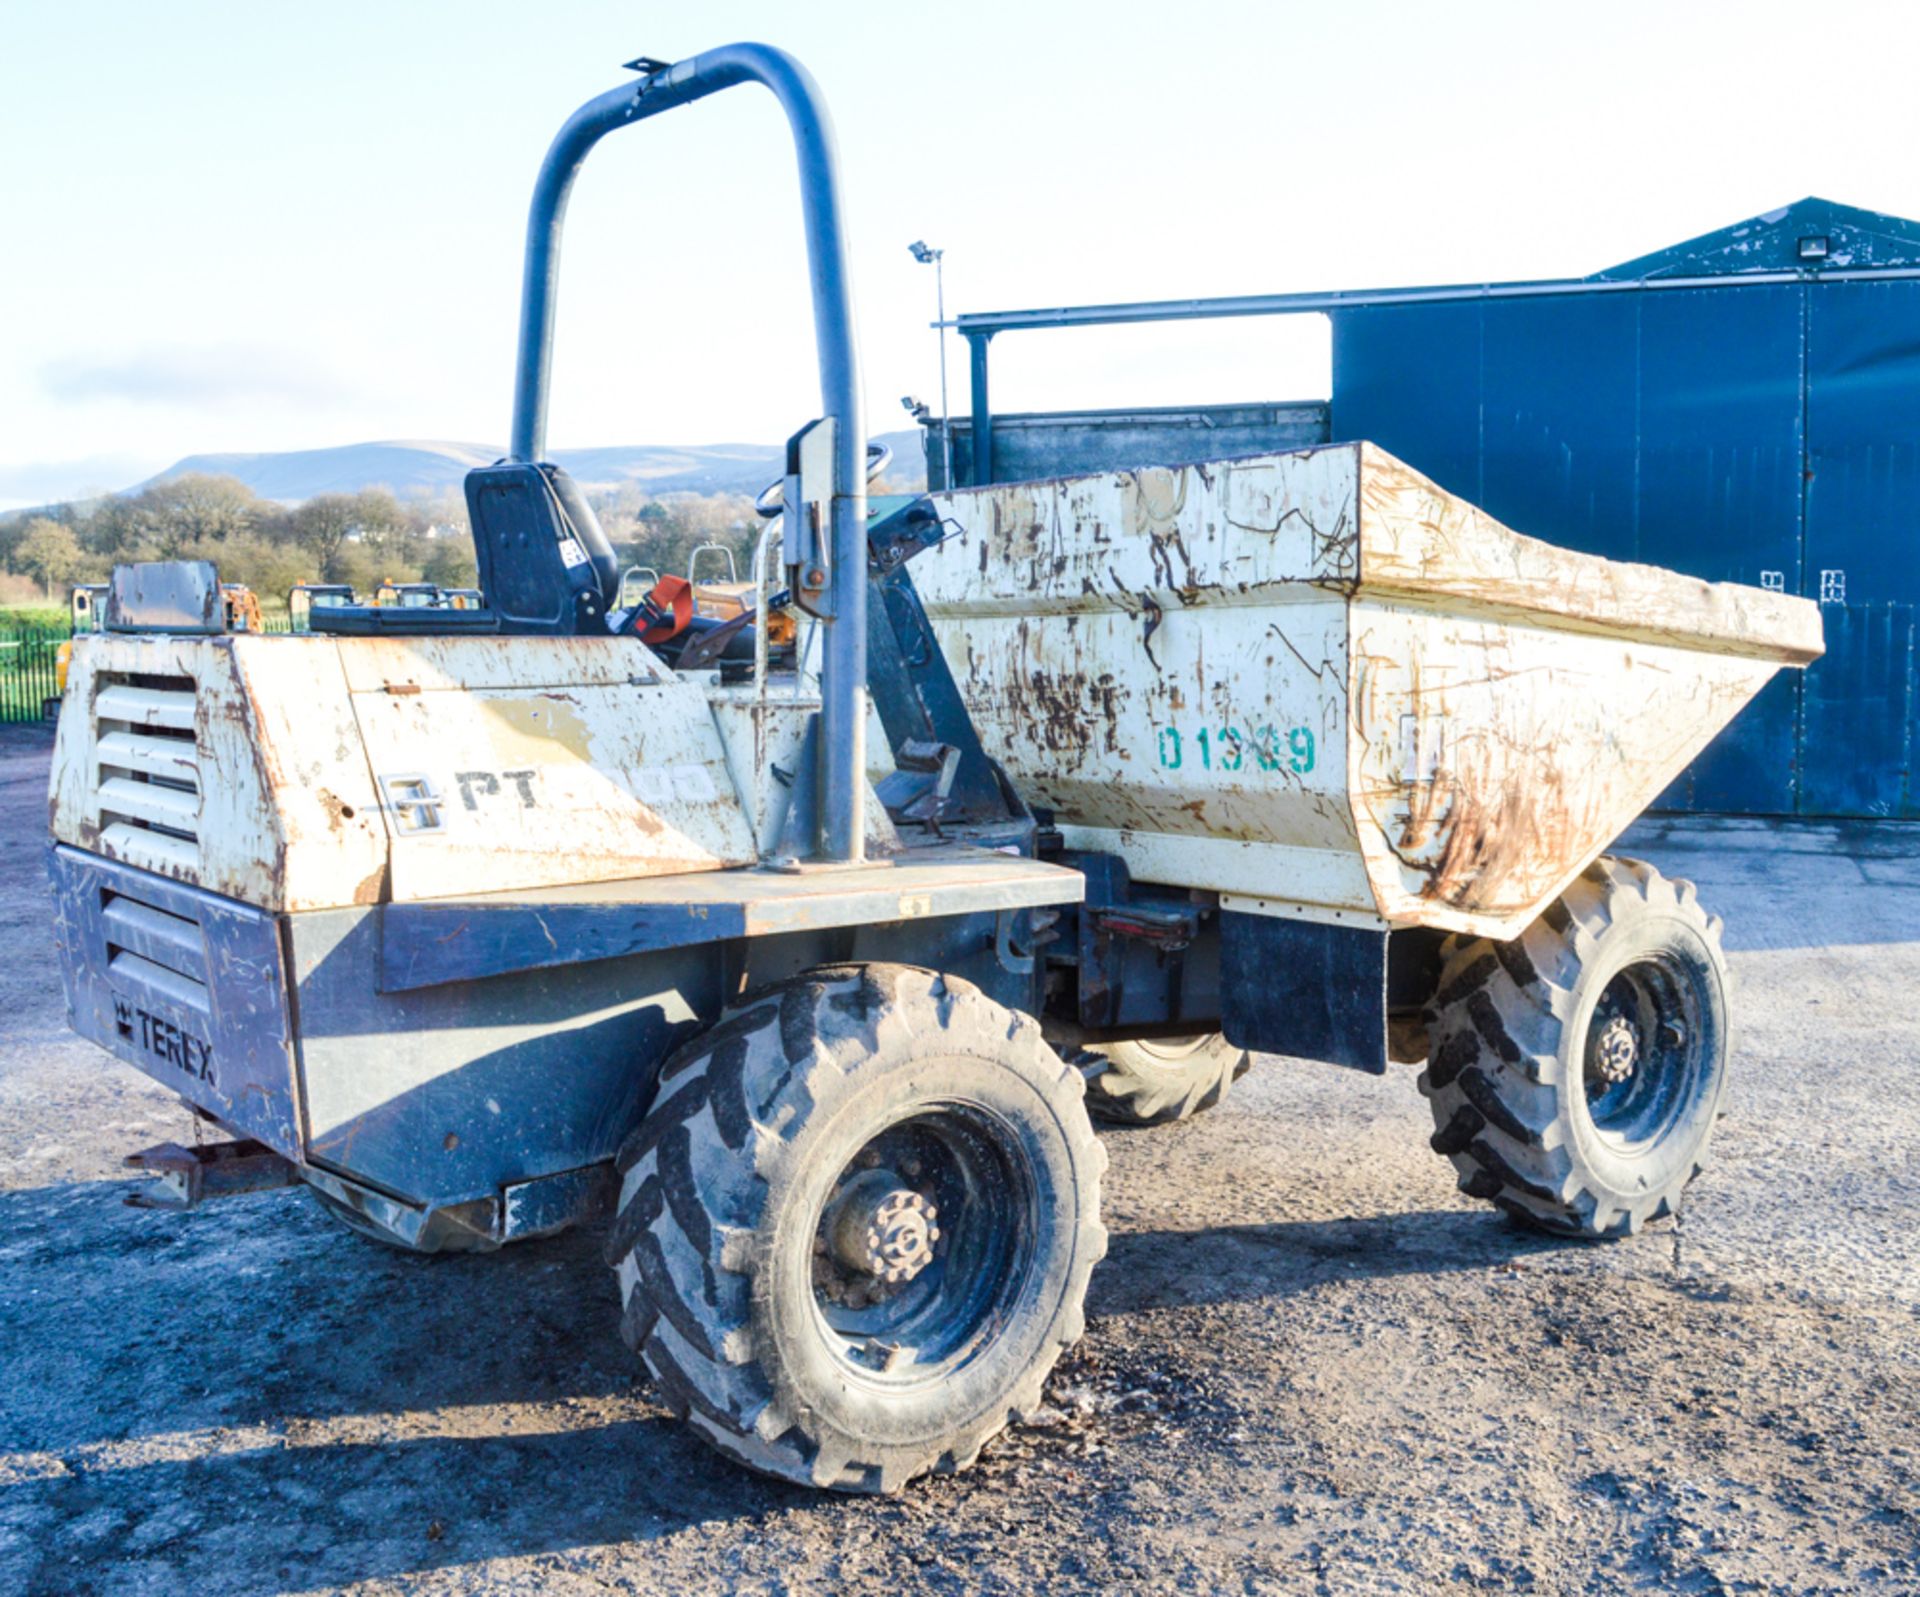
(934, 251), (952, 489)
(911, 241), (954, 489)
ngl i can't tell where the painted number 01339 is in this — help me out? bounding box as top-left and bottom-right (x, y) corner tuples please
(1156, 724), (1314, 774)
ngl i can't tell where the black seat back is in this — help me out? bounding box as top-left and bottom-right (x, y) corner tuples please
(464, 462), (620, 635)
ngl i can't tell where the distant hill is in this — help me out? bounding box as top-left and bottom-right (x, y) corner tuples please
(133, 431), (928, 503)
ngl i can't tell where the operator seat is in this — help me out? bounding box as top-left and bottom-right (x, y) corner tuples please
(308, 461), (620, 637)
(464, 460), (621, 634)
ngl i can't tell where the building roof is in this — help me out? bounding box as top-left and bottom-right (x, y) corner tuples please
(1591, 197), (1920, 281)
(954, 199), (1920, 340)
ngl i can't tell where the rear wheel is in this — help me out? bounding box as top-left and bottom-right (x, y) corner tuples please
(1083, 1033), (1250, 1126)
(1418, 856), (1731, 1239)
(605, 963), (1106, 1492)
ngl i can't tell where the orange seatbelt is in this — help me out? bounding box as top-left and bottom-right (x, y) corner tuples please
(636, 575), (696, 644)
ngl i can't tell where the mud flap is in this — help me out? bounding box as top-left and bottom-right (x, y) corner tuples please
(1219, 911), (1387, 1072)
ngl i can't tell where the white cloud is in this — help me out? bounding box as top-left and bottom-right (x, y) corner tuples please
(38, 346), (355, 410)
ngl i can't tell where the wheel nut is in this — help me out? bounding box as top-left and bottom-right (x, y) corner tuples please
(826, 1169), (940, 1284)
(1594, 1015), (1638, 1084)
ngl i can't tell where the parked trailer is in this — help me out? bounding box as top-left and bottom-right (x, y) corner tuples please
(49, 45), (1820, 1493)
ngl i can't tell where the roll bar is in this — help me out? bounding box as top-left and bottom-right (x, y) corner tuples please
(507, 44), (869, 863)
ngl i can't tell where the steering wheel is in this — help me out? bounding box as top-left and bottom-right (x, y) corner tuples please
(753, 440), (894, 518)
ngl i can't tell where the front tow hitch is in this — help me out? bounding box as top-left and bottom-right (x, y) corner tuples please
(123, 1139), (298, 1210)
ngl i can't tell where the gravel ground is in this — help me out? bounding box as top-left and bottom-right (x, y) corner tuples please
(1, 722), (1916, 1595)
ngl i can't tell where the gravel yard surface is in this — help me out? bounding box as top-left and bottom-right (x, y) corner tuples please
(2, 723), (1916, 1594)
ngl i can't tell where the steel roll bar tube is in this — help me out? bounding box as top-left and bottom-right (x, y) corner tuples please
(507, 44), (869, 863)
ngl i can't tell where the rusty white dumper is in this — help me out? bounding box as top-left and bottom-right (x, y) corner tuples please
(49, 44), (1820, 1497)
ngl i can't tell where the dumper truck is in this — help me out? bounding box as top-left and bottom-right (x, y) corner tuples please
(47, 44), (1823, 1493)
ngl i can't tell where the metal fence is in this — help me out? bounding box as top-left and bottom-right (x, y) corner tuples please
(0, 627), (67, 725)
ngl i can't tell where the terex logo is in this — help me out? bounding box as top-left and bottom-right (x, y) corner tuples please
(113, 997), (215, 1085)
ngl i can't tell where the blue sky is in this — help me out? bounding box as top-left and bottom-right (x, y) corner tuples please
(5, 0), (1919, 506)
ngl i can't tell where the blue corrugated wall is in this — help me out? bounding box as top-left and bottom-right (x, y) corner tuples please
(1331, 282), (1919, 818)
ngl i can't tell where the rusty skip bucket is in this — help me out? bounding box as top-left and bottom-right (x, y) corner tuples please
(915, 442), (1823, 939)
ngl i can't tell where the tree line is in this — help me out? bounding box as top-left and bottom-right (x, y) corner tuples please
(0, 474), (765, 611)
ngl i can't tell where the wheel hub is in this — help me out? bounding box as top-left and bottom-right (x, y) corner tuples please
(825, 1169), (940, 1284)
(1593, 1014), (1638, 1084)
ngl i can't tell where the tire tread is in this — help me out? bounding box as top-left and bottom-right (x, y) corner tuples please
(1416, 855), (1729, 1240)
(606, 963), (1103, 1492)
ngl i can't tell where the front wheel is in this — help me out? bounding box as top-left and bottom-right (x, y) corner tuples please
(1418, 856), (1731, 1239)
(605, 963), (1106, 1492)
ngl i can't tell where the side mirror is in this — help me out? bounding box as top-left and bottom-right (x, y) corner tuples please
(781, 416), (836, 619)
